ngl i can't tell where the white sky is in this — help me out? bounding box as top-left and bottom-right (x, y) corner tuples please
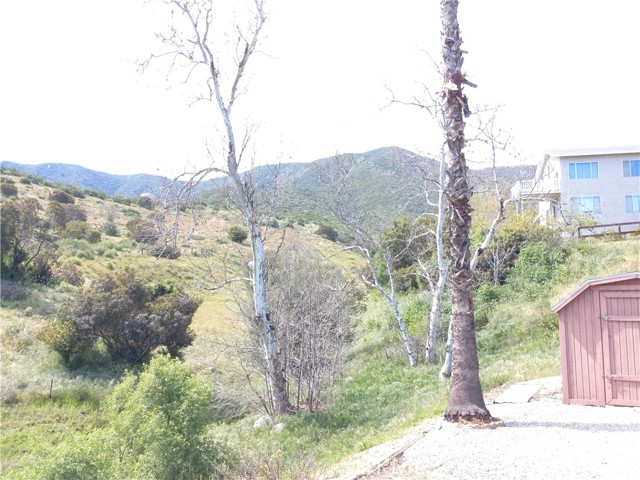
(1, 0), (638, 176)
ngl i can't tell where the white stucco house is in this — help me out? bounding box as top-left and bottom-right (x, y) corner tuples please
(511, 146), (640, 228)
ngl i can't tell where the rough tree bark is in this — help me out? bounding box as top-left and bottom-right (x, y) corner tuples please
(440, 0), (493, 422)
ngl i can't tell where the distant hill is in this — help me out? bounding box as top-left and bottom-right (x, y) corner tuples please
(2, 148), (535, 221)
(0, 161), (169, 198)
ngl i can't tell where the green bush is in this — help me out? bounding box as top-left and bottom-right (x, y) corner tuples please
(62, 221), (101, 244)
(49, 190), (75, 204)
(126, 218), (159, 244)
(0, 280), (29, 302)
(48, 270), (199, 364)
(1, 180), (18, 197)
(315, 224), (338, 242)
(37, 318), (93, 369)
(227, 226), (248, 244)
(16, 357), (228, 480)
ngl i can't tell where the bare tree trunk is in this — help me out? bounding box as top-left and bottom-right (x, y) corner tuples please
(440, 0), (492, 422)
(439, 319), (453, 379)
(365, 250), (417, 368)
(426, 146), (448, 364)
(153, 0), (291, 414)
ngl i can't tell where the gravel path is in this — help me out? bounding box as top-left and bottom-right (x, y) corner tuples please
(328, 378), (640, 480)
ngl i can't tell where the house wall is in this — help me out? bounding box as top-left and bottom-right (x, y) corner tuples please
(557, 152), (640, 225)
(537, 156), (560, 192)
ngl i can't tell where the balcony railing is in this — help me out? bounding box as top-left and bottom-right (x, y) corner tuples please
(511, 178), (560, 199)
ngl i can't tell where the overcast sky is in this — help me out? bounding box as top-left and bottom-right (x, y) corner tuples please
(1, 0), (638, 176)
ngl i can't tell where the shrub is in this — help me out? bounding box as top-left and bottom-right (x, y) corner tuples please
(63, 204), (87, 223)
(37, 318), (93, 368)
(138, 195), (156, 209)
(56, 264), (84, 286)
(62, 221), (101, 244)
(227, 226), (248, 244)
(315, 224), (338, 242)
(19, 177), (32, 185)
(126, 218), (159, 244)
(50, 270), (199, 363)
(17, 357), (227, 479)
(49, 190), (75, 204)
(0, 280), (29, 302)
(100, 222), (120, 237)
(147, 244), (181, 259)
(1, 180), (18, 197)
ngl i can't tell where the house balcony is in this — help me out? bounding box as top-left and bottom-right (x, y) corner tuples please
(510, 178), (560, 200)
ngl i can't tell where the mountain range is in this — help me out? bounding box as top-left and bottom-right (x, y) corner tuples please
(2, 147), (535, 220)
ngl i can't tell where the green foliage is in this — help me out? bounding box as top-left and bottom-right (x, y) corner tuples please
(100, 221), (119, 237)
(43, 270), (199, 365)
(138, 195), (156, 209)
(401, 294), (427, 338)
(14, 357), (227, 480)
(1, 198), (58, 283)
(48, 190), (75, 205)
(61, 221), (101, 243)
(1, 178), (19, 197)
(472, 212), (557, 285)
(0, 279), (29, 302)
(55, 264), (84, 286)
(150, 282), (174, 300)
(227, 225), (248, 244)
(37, 318), (93, 369)
(508, 239), (570, 299)
(147, 243), (181, 259)
(126, 218), (158, 244)
(315, 224), (338, 242)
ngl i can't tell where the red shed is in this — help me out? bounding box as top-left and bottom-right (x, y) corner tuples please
(553, 272), (640, 407)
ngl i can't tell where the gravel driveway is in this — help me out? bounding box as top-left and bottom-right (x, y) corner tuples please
(328, 377), (640, 480)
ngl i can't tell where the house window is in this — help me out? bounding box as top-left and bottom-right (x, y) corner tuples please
(626, 195), (640, 213)
(569, 162), (598, 179)
(623, 160), (640, 177)
(571, 196), (601, 214)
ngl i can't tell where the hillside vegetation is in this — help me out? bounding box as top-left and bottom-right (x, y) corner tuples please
(1, 168), (639, 478)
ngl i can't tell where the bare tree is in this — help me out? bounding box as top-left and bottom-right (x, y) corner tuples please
(440, 0), (493, 422)
(149, 0), (291, 413)
(267, 244), (355, 411)
(317, 154), (418, 368)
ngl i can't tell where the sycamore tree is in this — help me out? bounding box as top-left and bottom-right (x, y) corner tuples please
(149, 0), (291, 414)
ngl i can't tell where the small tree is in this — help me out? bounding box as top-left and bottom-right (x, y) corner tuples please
(227, 226), (248, 244)
(315, 224), (339, 242)
(0, 197), (57, 283)
(22, 356), (227, 479)
(47, 270), (199, 364)
(49, 190), (75, 204)
(266, 245), (355, 411)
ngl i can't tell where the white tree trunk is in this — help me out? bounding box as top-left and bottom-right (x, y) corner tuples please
(426, 146), (449, 364)
(362, 250), (417, 368)
(157, 0), (291, 414)
(439, 319), (453, 379)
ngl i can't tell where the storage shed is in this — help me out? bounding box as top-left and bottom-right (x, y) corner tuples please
(553, 272), (640, 407)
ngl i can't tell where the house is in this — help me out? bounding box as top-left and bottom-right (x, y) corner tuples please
(511, 146), (640, 228)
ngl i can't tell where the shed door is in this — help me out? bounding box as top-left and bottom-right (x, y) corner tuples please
(600, 291), (640, 406)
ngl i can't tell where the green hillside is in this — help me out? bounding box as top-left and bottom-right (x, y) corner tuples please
(2, 168), (637, 478)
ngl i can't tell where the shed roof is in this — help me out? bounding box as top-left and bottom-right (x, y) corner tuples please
(552, 271), (640, 313)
